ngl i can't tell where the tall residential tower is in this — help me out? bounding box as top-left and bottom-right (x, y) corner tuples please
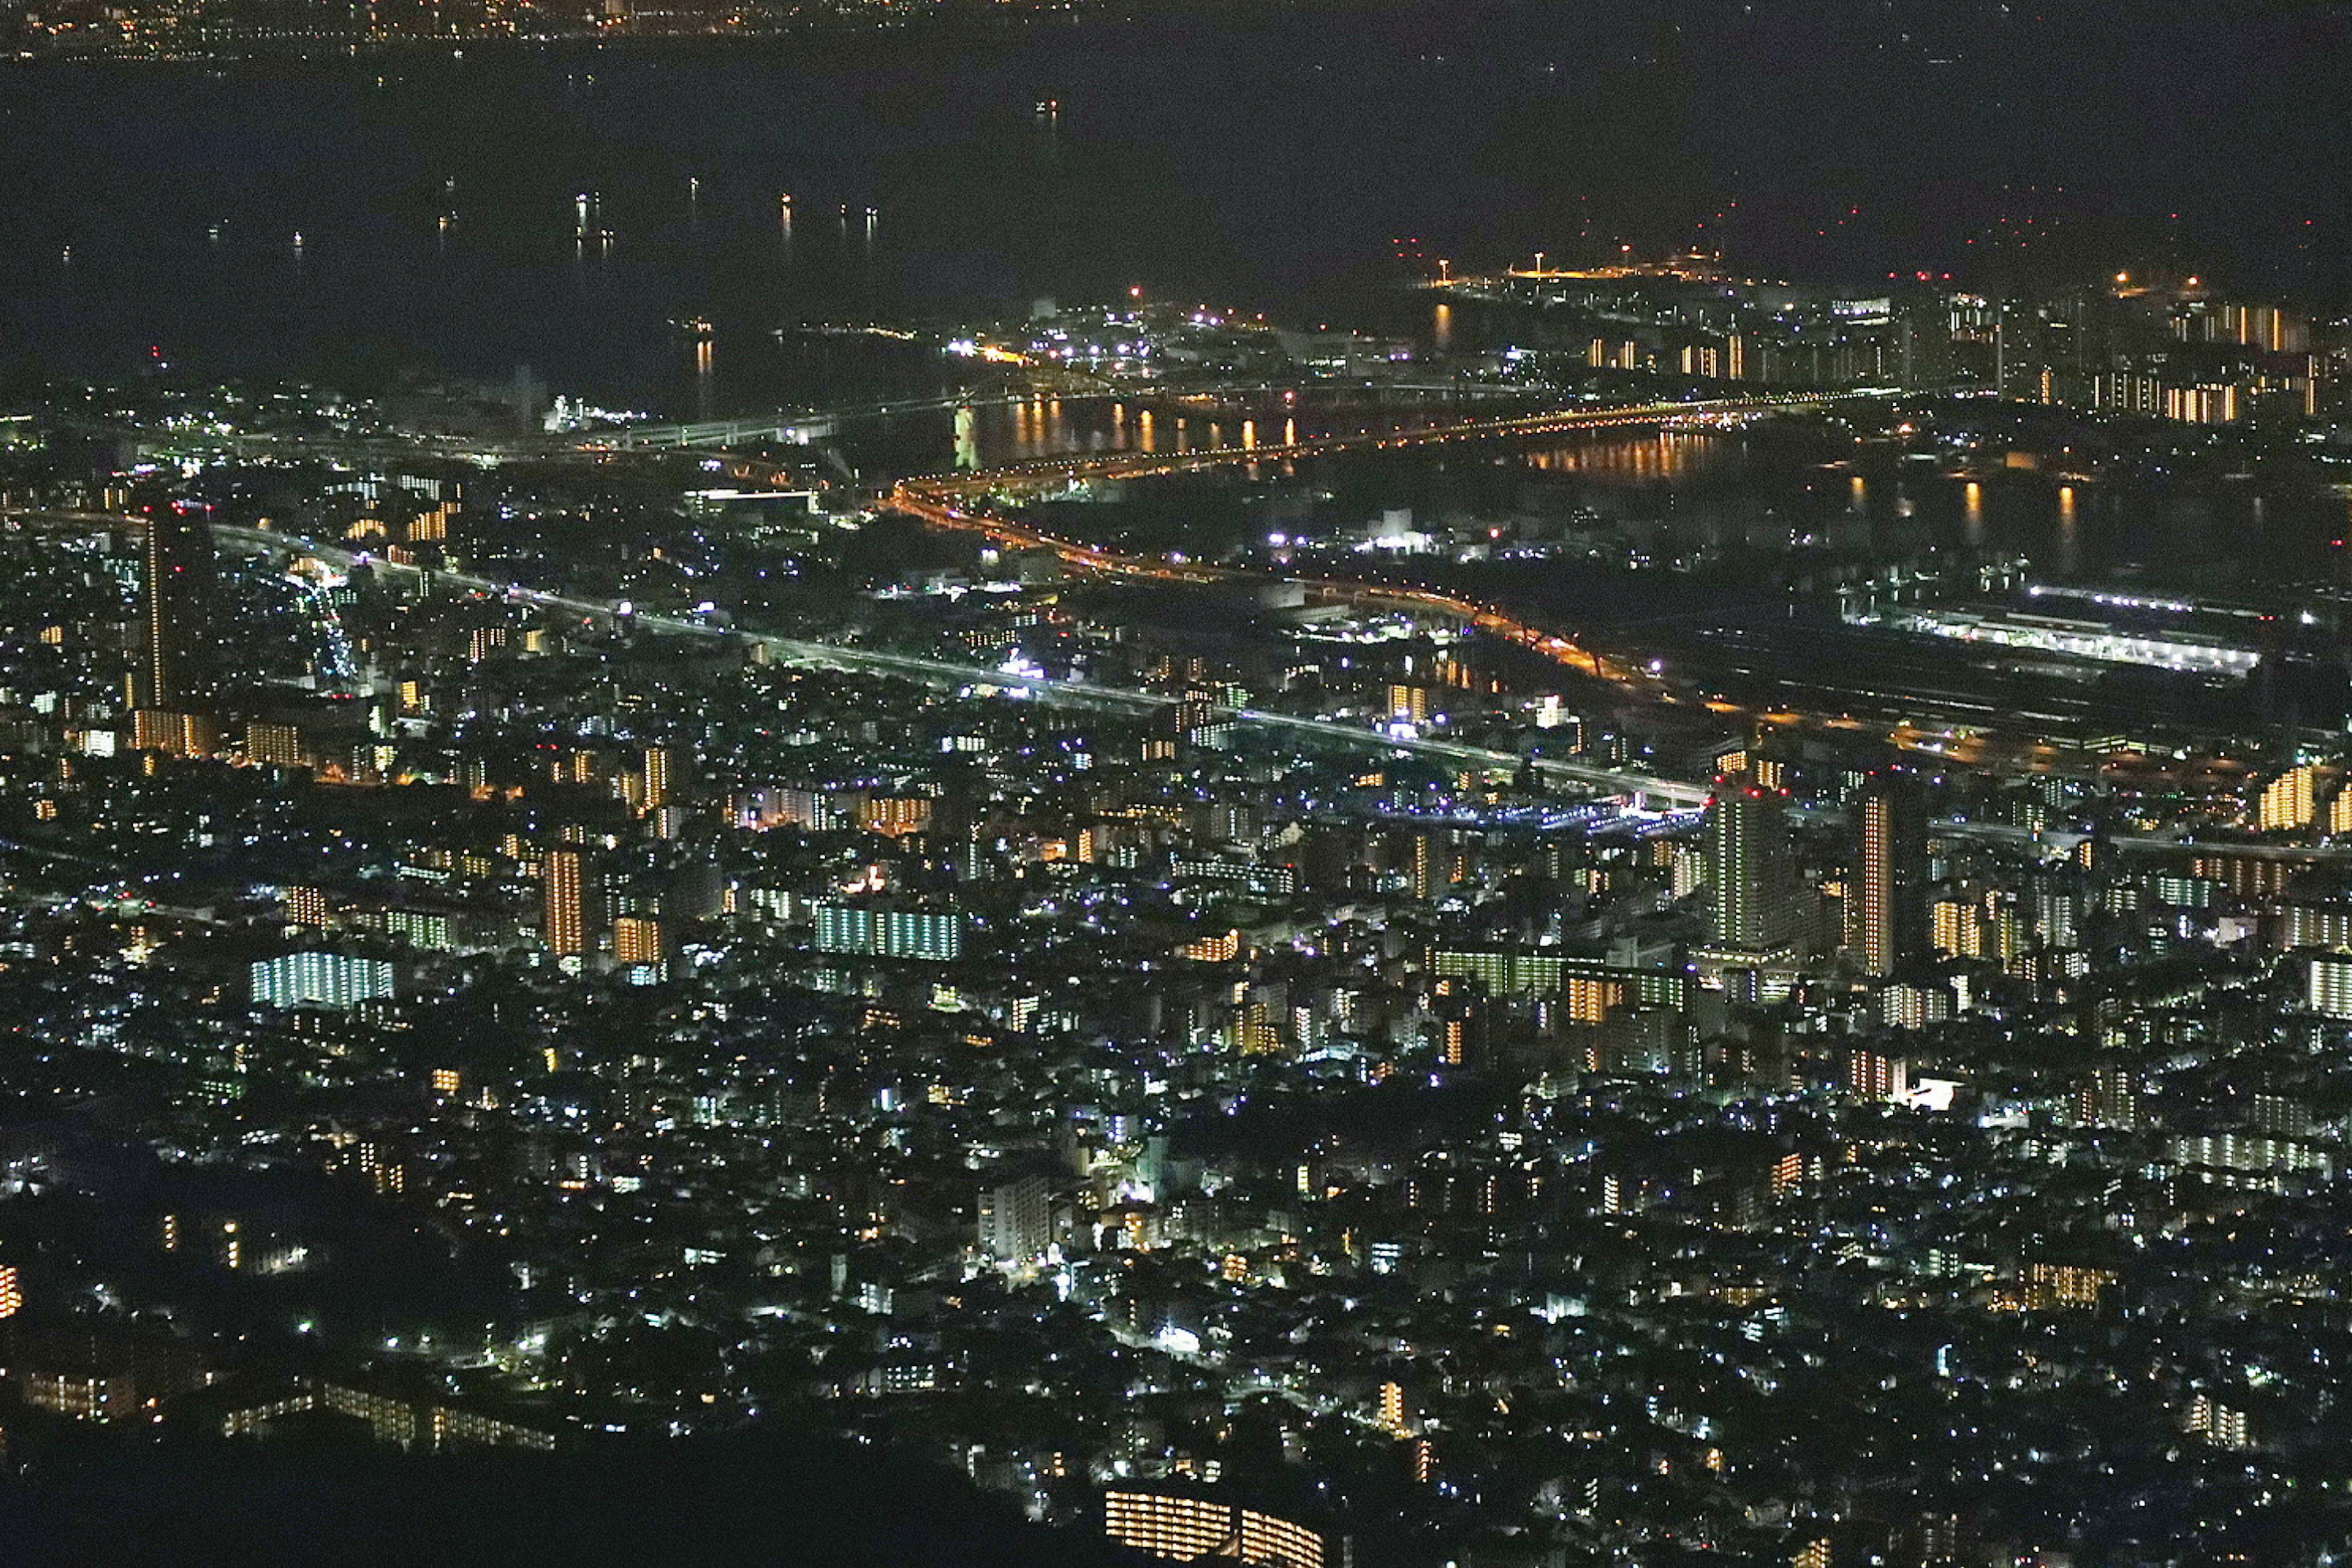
(1851, 769), (1928, 977)
(143, 501), (215, 711)
(1708, 769), (1800, 954)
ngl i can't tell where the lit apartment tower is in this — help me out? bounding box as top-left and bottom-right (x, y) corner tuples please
(1846, 1047), (1909, 1102)
(976, 1172), (1051, 1263)
(1406, 833), (1434, 900)
(1851, 770), (1928, 978)
(2076, 1065), (2144, 1129)
(543, 848), (598, 957)
(641, 745), (679, 811)
(2309, 956), (2352, 1020)
(143, 500), (216, 709)
(2256, 764), (2316, 833)
(247, 722), (307, 769)
(612, 914), (667, 967)
(1708, 769), (1798, 952)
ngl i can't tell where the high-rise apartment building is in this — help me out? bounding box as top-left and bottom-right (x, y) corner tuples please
(642, 745), (679, 811)
(2256, 764), (2317, 834)
(544, 848), (599, 957)
(976, 1173), (1052, 1263)
(2309, 956), (2352, 1019)
(613, 914), (668, 967)
(143, 501), (215, 710)
(1708, 770), (1799, 952)
(1851, 771), (1927, 978)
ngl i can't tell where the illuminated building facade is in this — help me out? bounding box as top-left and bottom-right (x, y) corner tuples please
(976, 1172), (1051, 1262)
(1429, 948), (1689, 1011)
(2309, 956), (2352, 1020)
(1708, 770), (1799, 952)
(247, 722), (307, 769)
(812, 902), (963, 962)
(1852, 772), (1926, 978)
(544, 848), (596, 957)
(1103, 1490), (1324, 1568)
(143, 500), (215, 712)
(2257, 766), (2318, 834)
(642, 745), (679, 810)
(249, 951), (396, 1010)
(614, 915), (669, 967)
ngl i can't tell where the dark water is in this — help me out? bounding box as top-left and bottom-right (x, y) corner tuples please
(2, 0), (2345, 414)
(1219, 423), (2351, 591)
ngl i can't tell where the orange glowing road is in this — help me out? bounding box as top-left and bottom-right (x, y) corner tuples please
(884, 386), (2266, 783)
(892, 478), (1653, 690)
(888, 393), (1855, 692)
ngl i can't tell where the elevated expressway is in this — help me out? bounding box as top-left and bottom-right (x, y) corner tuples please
(0, 388), (1937, 812)
(877, 387), (2266, 790)
(189, 522), (1711, 809)
(886, 392), (1867, 793)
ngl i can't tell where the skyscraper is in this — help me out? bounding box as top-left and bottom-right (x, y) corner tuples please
(544, 848), (600, 958)
(642, 745), (679, 811)
(1708, 769), (1798, 952)
(1852, 770), (1928, 978)
(143, 501), (215, 710)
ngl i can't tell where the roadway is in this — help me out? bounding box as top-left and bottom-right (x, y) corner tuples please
(899, 389), (1853, 492)
(8, 506), (2329, 853)
(598, 378), (1574, 452)
(594, 390), (1064, 451)
(884, 392), (1866, 717)
(201, 522), (1712, 808)
(874, 386), (2281, 792)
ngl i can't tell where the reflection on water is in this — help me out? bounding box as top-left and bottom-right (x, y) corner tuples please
(1892, 467), (2336, 588)
(846, 401), (2333, 598)
(4, 8), (2341, 421)
(1521, 430), (1740, 484)
(846, 394), (1400, 473)
(869, 410), (1760, 486)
